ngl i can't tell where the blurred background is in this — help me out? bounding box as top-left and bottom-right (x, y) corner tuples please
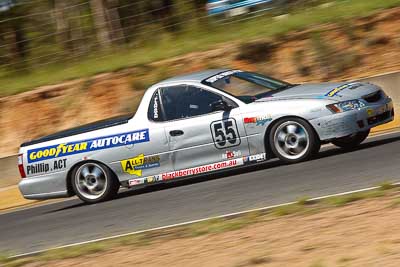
(0, 1), (400, 265)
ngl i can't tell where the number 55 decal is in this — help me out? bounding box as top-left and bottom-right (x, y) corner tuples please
(210, 118), (241, 149)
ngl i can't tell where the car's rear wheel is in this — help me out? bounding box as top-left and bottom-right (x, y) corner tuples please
(331, 130), (370, 149)
(72, 162), (119, 204)
(269, 118), (320, 164)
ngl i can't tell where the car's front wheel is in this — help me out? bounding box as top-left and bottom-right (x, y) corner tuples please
(72, 162), (120, 204)
(331, 130), (370, 150)
(269, 118), (320, 164)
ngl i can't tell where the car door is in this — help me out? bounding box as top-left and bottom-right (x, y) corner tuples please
(110, 91), (173, 186)
(158, 84), (250, 176)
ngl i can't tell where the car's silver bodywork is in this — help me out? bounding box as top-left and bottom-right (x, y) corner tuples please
(18, 69), (394, 200)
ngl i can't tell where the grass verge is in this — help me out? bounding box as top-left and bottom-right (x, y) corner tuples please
(1, 182), (398, 266)
(1, 0), (400, 96)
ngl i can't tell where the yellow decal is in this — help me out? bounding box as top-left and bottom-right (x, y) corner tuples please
(326, 86), (346, 97)
(121, 154), (145, 176)
(29, 142), (88, 161)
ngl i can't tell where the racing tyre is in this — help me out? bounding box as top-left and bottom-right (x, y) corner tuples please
(72, 162), (120, 204)
(331, 130), (370, 150)
(269, 118), (320, 164)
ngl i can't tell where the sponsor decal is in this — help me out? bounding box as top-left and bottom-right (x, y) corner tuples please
(210, 118), (241, 149)
(146, 175), (162, 184)
(26, 159), (67, 175)
(28, 129), (150, 163)
(244, 116), (272, 126)
(255, 116), (272, 126)
(128, 154), (270, 187)
(367, 109), (374, 116)
(244, 117), (257, 124)
(121, 154), (161, 176)
(129, 178), (145, 186)
(244, 153), (267, 163)
(162, 158), (244, 181)
(153, 94), (159, 119)
(204, 70), (242, 83)
(222, 150), (242, 159)
(325, 83), (363, 97)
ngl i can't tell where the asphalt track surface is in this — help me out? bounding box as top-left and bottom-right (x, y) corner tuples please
(1, 131), (400, 255)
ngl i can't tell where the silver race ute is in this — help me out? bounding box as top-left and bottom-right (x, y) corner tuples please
(18, 69), (394, 203)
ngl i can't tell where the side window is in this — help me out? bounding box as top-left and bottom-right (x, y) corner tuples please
(160, 85), (223, 121)
(148, 90), (163, 122)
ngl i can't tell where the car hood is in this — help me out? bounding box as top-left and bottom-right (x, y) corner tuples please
(255, 82), (381, 102)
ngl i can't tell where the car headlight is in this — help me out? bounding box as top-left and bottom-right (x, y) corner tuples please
(326, 100), (366, 113)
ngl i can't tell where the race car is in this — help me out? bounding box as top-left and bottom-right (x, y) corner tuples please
(18, 69), (394, 203)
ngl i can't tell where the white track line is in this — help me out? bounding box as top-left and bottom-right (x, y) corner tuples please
(10, 181), (400, 259)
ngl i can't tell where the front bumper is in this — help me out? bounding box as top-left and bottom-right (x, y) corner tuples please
(311, 98), (394, 141)
(19, 171), (69, 200)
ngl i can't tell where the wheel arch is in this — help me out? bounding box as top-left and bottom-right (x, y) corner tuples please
(66, 159), (119, 196)
(263, 115), (321, 156)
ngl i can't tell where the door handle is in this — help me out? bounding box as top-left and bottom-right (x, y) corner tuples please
(169, 130), (184, 137)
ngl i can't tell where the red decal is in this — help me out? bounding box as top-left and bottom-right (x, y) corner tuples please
(244, 117), (257, 124)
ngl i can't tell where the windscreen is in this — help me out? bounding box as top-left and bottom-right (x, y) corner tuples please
(202, 70), (293, 103)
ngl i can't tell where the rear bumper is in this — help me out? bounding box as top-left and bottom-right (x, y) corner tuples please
(18, 171), (69, 200)
(311, 98), (394, 141)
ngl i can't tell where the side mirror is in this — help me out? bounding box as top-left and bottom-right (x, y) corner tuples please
(210, 99), (232, 112)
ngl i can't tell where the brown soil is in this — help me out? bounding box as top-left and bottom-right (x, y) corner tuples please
(1, 7), (400, 157)
(27, 192), (400, 267)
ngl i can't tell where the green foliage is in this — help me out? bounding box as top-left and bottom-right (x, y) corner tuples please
(39, 243), (106, 261)
(0, 254), (9, 263)
(0, 0), (400, 95)
(0, 253), (34, 267)
(1, 258), (33, 267)
(390, 198), (400, 208)
(187, 212), (262, 237)
(272, 203), (306, 216)
(187, 218), (248, 236)
(379, 182), (396, 191)
(297, 196), (311, 206)
(117, 233), (152, 247)
(323, 190), (385, 207)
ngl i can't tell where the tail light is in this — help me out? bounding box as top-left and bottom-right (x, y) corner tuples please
(18, 154), (26, 178)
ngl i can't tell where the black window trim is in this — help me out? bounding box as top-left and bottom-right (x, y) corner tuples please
(148, 84), (239, 123)
(147, 88), (165, 122)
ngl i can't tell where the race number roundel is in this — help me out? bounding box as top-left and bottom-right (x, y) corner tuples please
(210, 118), (241, 149)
